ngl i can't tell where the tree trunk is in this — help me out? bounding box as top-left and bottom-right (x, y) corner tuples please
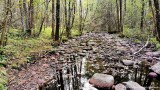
(19, 0), (26, 32)
(116, 0), (120, 32)
(140, 0), (145, 32)
(70, 0), (76, 29)
(149, 0), (157, 36)
(124, 0), (126, 12)
(55, 0), (60, 41)
(79, 0), (83, 35)
(119, 0), (123, 33)
(29, 0), (34, 30)
(23, 0), (30, 35)
(1, 0), (11, 46)
(153, 0), (160, 41)
(51, 0), (55, 39)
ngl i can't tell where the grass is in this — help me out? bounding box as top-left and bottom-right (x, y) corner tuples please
(4, 28), (53, 68)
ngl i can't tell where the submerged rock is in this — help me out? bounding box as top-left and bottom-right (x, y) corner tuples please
(122, 60), (134, 66)
(148, 72), (158, 78)
(89, 73), (114, 89)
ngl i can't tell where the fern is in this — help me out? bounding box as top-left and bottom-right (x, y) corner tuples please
(0, 67), (7, 90)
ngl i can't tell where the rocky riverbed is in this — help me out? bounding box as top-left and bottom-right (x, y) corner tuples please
(7, 32), (160, 90)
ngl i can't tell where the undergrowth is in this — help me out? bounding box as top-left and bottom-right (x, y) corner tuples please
(123, 27), (160, 49)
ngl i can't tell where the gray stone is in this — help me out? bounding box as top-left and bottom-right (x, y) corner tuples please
(89, 73), (114, 89)
(88, 41), (96, 46)
(122, 81), (145, 90)
(150, 62), (160, 74)
(115, 84), (126, 90)
(122, 60), (134, 66)
(78, 53), (86, 56)
(146, 51), (160, 57)
(80, 43), (86, 46)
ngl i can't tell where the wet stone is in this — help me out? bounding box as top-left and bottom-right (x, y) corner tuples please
(122, 81), (145, 90)
(89, 73), (114, 89)
(150, 62), (160, 75)
(115, 84), (126, 90)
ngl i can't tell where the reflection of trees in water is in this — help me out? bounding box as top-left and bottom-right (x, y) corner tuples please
(40, 55), (160, 90)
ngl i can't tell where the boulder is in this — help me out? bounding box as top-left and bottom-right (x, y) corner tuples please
(89, 73), (114, 89)
(122, 60), (134, 66)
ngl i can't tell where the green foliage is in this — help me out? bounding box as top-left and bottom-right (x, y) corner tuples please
(123, 26), (149, 40)
(71, 29), (80, 37)
(123, 27), (141, 38)
(150, 38), (160, 49)
(39, 27), (52, 39)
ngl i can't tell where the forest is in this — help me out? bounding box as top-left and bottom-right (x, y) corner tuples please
(0, 0), (160, 90)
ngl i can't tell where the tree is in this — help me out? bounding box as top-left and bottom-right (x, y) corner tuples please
(23, 0), (30, 35)
(51, 0), (55, 39)
(64, 0), (76, 38)
(1, 0), (12, 46)
(19, 0), (26, 32)
(153, 0), (160, 41)
(119, 0), (123, 33)
(29, 0), (34, 30)
(37, 0), (50, 36)
(140, 0), (145, 32)
(116, 0), (120, 32)
(79, 0), (88, 35)
(149, 0), (156, 36)
(55, 0), (60, 41)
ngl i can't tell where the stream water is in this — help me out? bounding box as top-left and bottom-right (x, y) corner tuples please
(42, 55), (160, 90)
